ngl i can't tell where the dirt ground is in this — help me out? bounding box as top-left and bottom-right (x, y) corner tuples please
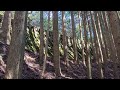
(0, 42), (120, 79)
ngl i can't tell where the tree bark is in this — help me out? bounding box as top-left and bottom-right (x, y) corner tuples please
(42, 11), (50, 77)
(90, 11), (104, 79)
(53, 11), (62, 78)
(71, 11), (78, 63)
(106, 11), (119, 79)
(5, 11), (26, 79)
(39, 11), (44, 65)
(0, 11), (11, 44)
(95, 11), (108, 77)
(78, 11), (86, 65)
(82, 11), (92, 79)
(107, 11), (120, 63)
(62, 11), (68, 66)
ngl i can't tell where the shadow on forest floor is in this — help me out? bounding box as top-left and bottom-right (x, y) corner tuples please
(0, 43), (120, 79)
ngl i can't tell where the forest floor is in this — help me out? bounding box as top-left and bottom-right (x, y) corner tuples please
(0, 42), (120, 79)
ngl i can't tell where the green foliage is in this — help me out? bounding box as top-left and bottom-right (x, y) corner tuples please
(0, 11), (4, 15)
(25, 27), (39, 53)
(22, 11), (95, 61)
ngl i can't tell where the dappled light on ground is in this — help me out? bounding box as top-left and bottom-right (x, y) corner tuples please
(0, 43), (119, 79)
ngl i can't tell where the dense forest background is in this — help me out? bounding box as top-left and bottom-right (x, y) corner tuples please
(0, 11), (120, 79)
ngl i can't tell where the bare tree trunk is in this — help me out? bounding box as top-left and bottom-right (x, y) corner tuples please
(90, 17), (99, 64)
(99, 12), (109, 60)
(18, 11), (28, 79)
(5, 11), (26, 79)
(90, 11), (104, 79)
(42, 11), (50, 77)
(78, 11), (86, 66)
(0, 11), (11, 44)
(39, 11), (44, 65)
(62, 11), (68, 66)
(71, 11), (78, 63)
(102, 11), (112, 60)
(101, 11), (118, 79)
(53, 11), (62, 78)
(106, 11), (119, 79)
(108, 27), (119, 79)
(95, 11), (108, 77)
(87, 11), (97, 64)
(82, 11), (92, 79)
(107, 11), (120, 64)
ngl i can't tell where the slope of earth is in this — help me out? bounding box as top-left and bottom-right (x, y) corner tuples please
(0, 42), (119, 79)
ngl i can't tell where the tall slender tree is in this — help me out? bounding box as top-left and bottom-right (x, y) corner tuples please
(18, 11), (28, 78)
(106, 11), (119, 79)
(71, 11), (78, 63)
(42, 11), (50, 77)
(87, 11), (97, 64)
(82, 11), (92, 79)
(102, 11), (112, 60)
(107, 11), (120, 64)
(5, 11), (26, 79)
(97, 11), (108, 77)
(62, 11), (68, 66)
(53, 11), (62, 78)
(90, 11), (104, 79)
(78, 11), (86, 65)
(0, 11), (11, 44)
(39, 11), (44, 65)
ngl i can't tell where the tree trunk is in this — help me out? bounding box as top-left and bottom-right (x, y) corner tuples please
(71, 11), (78, 63)
(42, 11), (50, 77)
(78, 11), (86, 65)
(90, 11), (104, 79)
(87, 11), (97, 64)
(95, 11), (108, 77)
(18, 11), (28, 78)
(62, 11), (68, 66)
(106, 11), (119, 79)
(82, 11), (92, 79)
(0, 11), (11, 44)
(102, 11), (112, 60)
(53, 11), (62, 78)
(107, 11), (120, 64)
(39, 11), (44, 65)
(5, 11), (26, 79)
